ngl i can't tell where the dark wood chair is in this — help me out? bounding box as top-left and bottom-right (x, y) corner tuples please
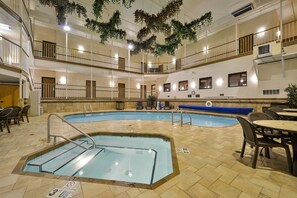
(237, 116), (292, 171)
(21, 105), (31, 122)
(146, 100), (152, 110)
(136, 101), (143, 110)
(164, 101), (171, 110)
(0, 108), (13, 133)
(7, 106), (22, 125)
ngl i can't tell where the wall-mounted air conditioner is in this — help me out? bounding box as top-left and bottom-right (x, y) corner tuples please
(253, 41), (281, 59)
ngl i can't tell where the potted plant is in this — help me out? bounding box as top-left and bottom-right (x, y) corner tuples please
(147, 95), (157, 108)
(284, 83), (297, 108)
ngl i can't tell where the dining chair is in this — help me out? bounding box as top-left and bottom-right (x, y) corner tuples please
(268, 106), (284, 112)
(7, 106), (22, 125)
(237, 116), (292, 171)
(21, 105), (31, 123)
(0, 108), (13, 133)
(263, 109), (282, 120)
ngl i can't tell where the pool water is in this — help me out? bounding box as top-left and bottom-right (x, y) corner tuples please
(64, 112), (237, 127)
(24, 135), (174, 185)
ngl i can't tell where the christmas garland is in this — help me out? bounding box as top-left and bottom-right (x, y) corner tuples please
(127, 35), (157, 55)
(134, 0), (183, 40)
(93, 0), (135, 20)
(85, 11), (126, 44)
(39, 0), (87, 25)
(154, 38), (181, 56)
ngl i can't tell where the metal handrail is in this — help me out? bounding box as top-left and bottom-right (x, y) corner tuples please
(171, 109), (181, 126)
(181, 110), (192, 126)
(47, 113), (96, 150)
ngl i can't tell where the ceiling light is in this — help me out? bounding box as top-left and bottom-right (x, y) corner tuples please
(63, 25), (71, 31)
(0, 23), (11, 30)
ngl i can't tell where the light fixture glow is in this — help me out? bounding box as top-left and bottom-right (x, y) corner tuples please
(63, 25), (71, 31)
(115, 162), (119, 166)
(0, 23), (11, 30)
(158, 85), (162, 92)
(257, 27), (265, 37)
(203, 46), (208, 54)
(115, 53), (119, 60)
(276, 30), (281, 37)
(128, 44), (134, 50)
(190, 81), (196, 89)
(216, 78), (223, 87)
(78, 45), (84, 53)
(109, 80), (115, 87)
(148, 61), (152, 68)
(128, 171), (132, 177)
(60, 76), (66, 84)
(251, 74), (258, 84)
(0, 33), (2, 41)
(172, 83), (177, 91)
(172, 57), (176, 64)
(136, 83), (140, 89)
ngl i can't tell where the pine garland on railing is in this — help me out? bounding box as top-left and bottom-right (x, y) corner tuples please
(39, 0), (87, 25)
(127, 35), (157, 55)
(93, 0), (135, 20)
(134, 0), (183, 40)
(85, 10), (126, 44)
(154, 38), (181, 56)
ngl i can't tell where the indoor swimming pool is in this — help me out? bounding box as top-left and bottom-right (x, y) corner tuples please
(23, 134), (176, 186)
(64, 111), (238, 127)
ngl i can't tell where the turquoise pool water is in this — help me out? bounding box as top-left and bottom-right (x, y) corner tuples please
(24, 135), (173, 185)
(64, 112), (237, 127)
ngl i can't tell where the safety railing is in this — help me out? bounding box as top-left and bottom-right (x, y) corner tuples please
(171, 109), (192, 127)
(47, 113), (96, 150)
(181, 110), (192, 126)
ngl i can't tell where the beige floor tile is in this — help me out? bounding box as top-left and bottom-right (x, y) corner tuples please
(210, 180), (241, 198)
(114, 191), (130, 198)
(186, 182), (218, 198)
(160, 186), (190, 198)
(81, 182), (110, 197)
(0, 187), (26, 198)
(136, 190), (160, 198)
(126, 188), (141, 198)
(279, 185), (297, 198)
(231, 175), (262, 197)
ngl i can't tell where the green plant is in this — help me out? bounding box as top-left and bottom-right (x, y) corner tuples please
(147, 95), (157, 102)
(284, 83), (297, 108)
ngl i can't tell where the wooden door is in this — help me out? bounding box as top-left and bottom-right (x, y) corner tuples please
(118, 83), (125, 99)
(86, 80), (96, 98)
(141, 62), (147, 73)
(0, 84), (19, 107)
(176, 59), (181, 70)
(118, 57), (125, 70)
(151, 84), (156, 96)
(42, 77), (55, 98)
(140, 85), (147, 99)
(158, 65), (163, 72)
(42, 41), (56, 58)
(239, 34), (253, 54)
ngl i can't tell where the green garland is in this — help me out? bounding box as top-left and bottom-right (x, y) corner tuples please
(39, 0), (87, 25)
(154, 38), (181, 56)
(85, 11), (126, 44)
(127, 35), (157, 55)
(93, 0), (135, 20)
(134, 0), (183, 40)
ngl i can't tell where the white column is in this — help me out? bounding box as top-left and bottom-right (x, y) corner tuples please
(19, 14), (23, 99)
(128, 49), (130, 99)
(280, 0), (285, 77)
(65, 31), (68, 99)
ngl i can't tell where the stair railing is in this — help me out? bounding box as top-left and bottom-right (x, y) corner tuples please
(47, 113), (96, 150)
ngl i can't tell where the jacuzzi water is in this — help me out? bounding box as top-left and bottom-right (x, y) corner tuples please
(24, 135), (173, 185)
(64, 112), (237, 127)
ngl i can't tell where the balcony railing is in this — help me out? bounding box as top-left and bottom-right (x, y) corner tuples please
(32, 19), (297, 74)
(34, 83), (149, 100)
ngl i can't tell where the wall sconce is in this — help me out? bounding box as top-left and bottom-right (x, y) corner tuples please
(190, 81), (196, 89)
(115, 53), (119, 60)
(203, 46), (208, 54)
(257, 27), (265, 38)
(158, 85), (162, 92)
(148, 61), (152, 68)
(216, 78), (223, 87)
(136, 83), (140, 89)
(172, 83), (177, 91)
(109, 80), (115, 87)
(63, 25), (71, 31)
(60, 76), (66, 84)
(128, 44), (134, 50)
(78, 45), (84, 53)
(172, 58), (176, 64)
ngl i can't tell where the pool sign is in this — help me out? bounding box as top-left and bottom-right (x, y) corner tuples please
(176, 147), (190, 154)
(47, 181), (77, 198)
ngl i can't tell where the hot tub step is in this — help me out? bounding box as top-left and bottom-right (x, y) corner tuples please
(55, 148), (104, 176)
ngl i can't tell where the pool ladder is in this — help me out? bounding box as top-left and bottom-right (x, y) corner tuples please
(83, 104), (92, 114)
(171, 109), (192, 127)
(47, 113), (96, 150)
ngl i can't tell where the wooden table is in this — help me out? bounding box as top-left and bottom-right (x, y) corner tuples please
(277, 112), (297, 118)
(253, 120), (297, 176)
(284, 109), (297, 112)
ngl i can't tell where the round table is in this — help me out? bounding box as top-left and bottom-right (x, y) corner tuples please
(253, 120), (297, 176)
(277, 112), (297, 118)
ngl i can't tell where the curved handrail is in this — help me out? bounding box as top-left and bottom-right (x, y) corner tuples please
(47, 113), (96, 150)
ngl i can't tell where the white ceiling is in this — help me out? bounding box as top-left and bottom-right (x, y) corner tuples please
(29, 0), (297, 44)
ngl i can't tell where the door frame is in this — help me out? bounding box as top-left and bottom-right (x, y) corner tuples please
(41, 77), (56, 98)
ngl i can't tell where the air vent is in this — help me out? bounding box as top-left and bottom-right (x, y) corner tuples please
(232, 3), (254, 17)
(263, 89), (280, 95)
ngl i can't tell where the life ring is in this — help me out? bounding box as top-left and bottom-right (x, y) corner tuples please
(205, 101), (212, 107)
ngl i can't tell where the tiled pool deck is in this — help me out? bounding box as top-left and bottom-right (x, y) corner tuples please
(0, 111), (296, 197)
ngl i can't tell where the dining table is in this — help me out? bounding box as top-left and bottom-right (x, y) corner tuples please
(253, 120), (297, 176)
(283, 109), (297, 112)
(277, 112), (297, 118)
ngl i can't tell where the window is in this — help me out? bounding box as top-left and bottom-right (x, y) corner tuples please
(199, 77), (212, 89)
(163, 83), (171, 92)
(228, 72), (247, 87)
(178, 80), (188, 91)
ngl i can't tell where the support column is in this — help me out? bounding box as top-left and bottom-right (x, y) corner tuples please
(65, 31), (68, 99)
(280, 0), (285, 77)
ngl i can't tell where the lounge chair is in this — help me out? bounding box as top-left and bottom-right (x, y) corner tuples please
(164, 101), (171, 110)
(237, 116), (292, 171)
(0, 107), (13, 133)
(136, 101), (143, 110)
(146, 100), (152, 110)
(21, 105), (31, 122)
